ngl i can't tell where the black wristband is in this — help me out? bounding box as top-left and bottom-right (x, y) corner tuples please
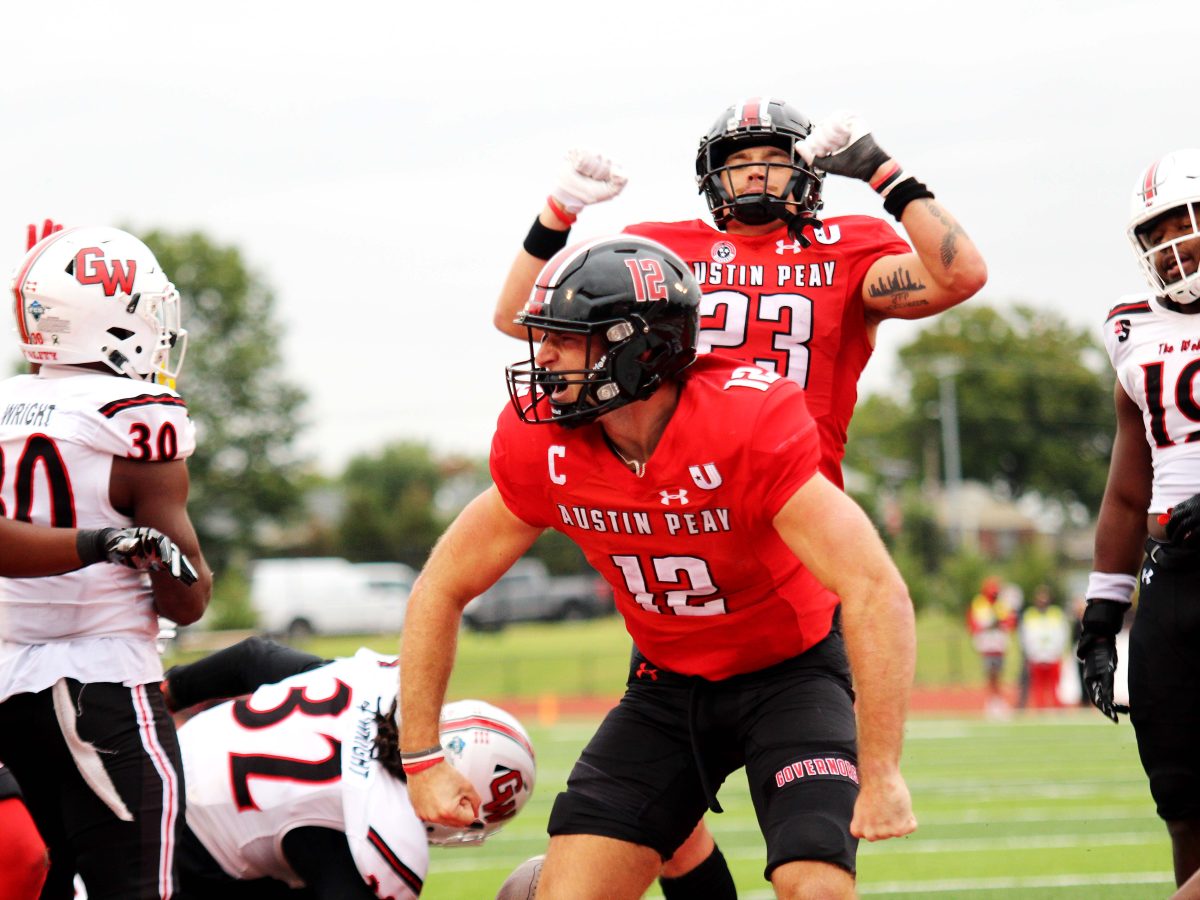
(76, 527), (115, 566)
(523, 217), (570, 260)
(882, 177), (934, 221)
(1081, 599), (1127, 637)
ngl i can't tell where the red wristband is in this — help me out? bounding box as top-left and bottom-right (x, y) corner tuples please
(870, 161), (904, 194)
(546, 196), (578, 226)
(401, 755), (445, 775)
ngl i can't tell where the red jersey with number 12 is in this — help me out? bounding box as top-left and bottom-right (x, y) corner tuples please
(491, 356), (840, 680)
(624, 217), (909, 485)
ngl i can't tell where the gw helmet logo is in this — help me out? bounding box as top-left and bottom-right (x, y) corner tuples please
(74, 247), (137, 297)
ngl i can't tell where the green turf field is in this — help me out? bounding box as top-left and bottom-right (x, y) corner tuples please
(171, 618), (1170, 897)
(420, 713), (1170, 899)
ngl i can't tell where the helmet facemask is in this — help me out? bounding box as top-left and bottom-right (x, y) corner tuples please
(696, 99), (825, 244)
(1130, 202), (1200, 305)
(507, 315), (665, 428)
(105, 284), (188, 385)
(1126, 150), (1200, 305)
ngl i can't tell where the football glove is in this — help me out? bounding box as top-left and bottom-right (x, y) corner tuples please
(26, 218), (63, 251)
(550, 149), (628, 215)
(798, 111), (891, 183)
(78, 526), (199, 586)
(1075, 599), (1130, 723)
(1165, 492), (1200, 548)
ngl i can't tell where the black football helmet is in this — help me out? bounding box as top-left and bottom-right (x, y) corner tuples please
(506, 236), (701, 428)
(696, 97), (824, 242)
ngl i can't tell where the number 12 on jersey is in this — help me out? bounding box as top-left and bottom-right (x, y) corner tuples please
(610, 555), (727, 616)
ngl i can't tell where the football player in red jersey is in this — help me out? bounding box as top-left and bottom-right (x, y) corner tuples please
(495, 99), (986, 486)
(493, 99), (985, 894)
(402, 237), (917, 900)
(1079, 149), (1200, 892)
(0, 226), (212, 899)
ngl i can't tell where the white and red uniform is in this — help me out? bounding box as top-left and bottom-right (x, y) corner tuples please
(1104, 294), (1200, 512)
(0, 366), (195, 899)
(491, 355), (838, 679)
(624, 217), (910, 485)
(179, 649), (426, 899)
(0, 367), (195, 697)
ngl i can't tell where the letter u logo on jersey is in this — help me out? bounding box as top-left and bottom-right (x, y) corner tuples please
(688, 463), (722, 490)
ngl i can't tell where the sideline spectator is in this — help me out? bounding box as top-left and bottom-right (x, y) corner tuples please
(967, 576), (1017, 718)
(1019, 585), (1069, 709)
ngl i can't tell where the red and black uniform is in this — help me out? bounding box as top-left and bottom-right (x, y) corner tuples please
(491, 356), (860, 875)
(625, 216), (909, 485)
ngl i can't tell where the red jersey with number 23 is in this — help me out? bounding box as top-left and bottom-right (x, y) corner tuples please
(491, 355), (839, 680)
(624, 217), (910, 486)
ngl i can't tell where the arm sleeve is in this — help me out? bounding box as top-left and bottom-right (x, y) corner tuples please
(165, 636), (327, 710)
(283, 827), (387, 900)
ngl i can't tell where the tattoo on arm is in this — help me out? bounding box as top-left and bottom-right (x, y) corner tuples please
(868, 267), (927, 301)
(920, 199), (967, 269)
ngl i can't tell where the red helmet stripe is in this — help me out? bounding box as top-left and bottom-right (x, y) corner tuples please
(11, 226), (79, 343)
(739, 98), (763, 128)
(1143, 161), (1160, 205)
(440, 715), (535, 759)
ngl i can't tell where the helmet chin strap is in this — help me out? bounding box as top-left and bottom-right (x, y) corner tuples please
(784, 212), (823, 248)
(729, 194), (823, 248)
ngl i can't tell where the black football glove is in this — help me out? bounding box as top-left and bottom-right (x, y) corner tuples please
(1075, 599), (1130, 723)
(1165, 492), (1200, 548)
(798, 111), (892, 182)
(77, 526), (199, 586)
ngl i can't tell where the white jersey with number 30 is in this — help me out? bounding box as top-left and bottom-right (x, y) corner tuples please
(0, 367), (195, 700)
(179, 649), (426, 898)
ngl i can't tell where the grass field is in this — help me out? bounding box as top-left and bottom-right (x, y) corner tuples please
(422, 713), (1171, 899)
(171, 617), (1171, 898)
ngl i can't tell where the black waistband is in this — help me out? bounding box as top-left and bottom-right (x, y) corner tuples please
(1145, 537), (1200, 570)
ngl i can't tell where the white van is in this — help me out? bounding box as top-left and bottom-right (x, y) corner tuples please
(249, 557), (416, 640)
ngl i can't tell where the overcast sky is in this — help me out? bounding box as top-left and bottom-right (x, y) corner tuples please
(1, 0), (1194, 473)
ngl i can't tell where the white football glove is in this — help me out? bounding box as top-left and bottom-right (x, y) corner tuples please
(798, 110), (892, 182)
(550, 149), (628, 215)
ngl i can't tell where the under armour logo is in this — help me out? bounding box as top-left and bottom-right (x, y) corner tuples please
(1143, 567), (1154, 585)
(635, 662), (658, 681)
(660, 489), (689, 506)
(775, 239), (803, 255)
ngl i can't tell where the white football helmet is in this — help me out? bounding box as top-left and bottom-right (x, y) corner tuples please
(425, 699), (536, 846)
(10, 226), (187, 382)
(1127, 149), (1200, 304)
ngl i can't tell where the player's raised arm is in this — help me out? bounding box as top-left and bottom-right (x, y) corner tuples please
(399, 486), (542, 828)
(800, 111), (987, 322)
(493, 149), (627, 338)
(772, 472), (917, 842)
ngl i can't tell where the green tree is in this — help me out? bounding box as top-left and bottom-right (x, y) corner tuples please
(336, 442), (446, 567)
(141, 230), (309, 577)
(847, 304), (1113, 516)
